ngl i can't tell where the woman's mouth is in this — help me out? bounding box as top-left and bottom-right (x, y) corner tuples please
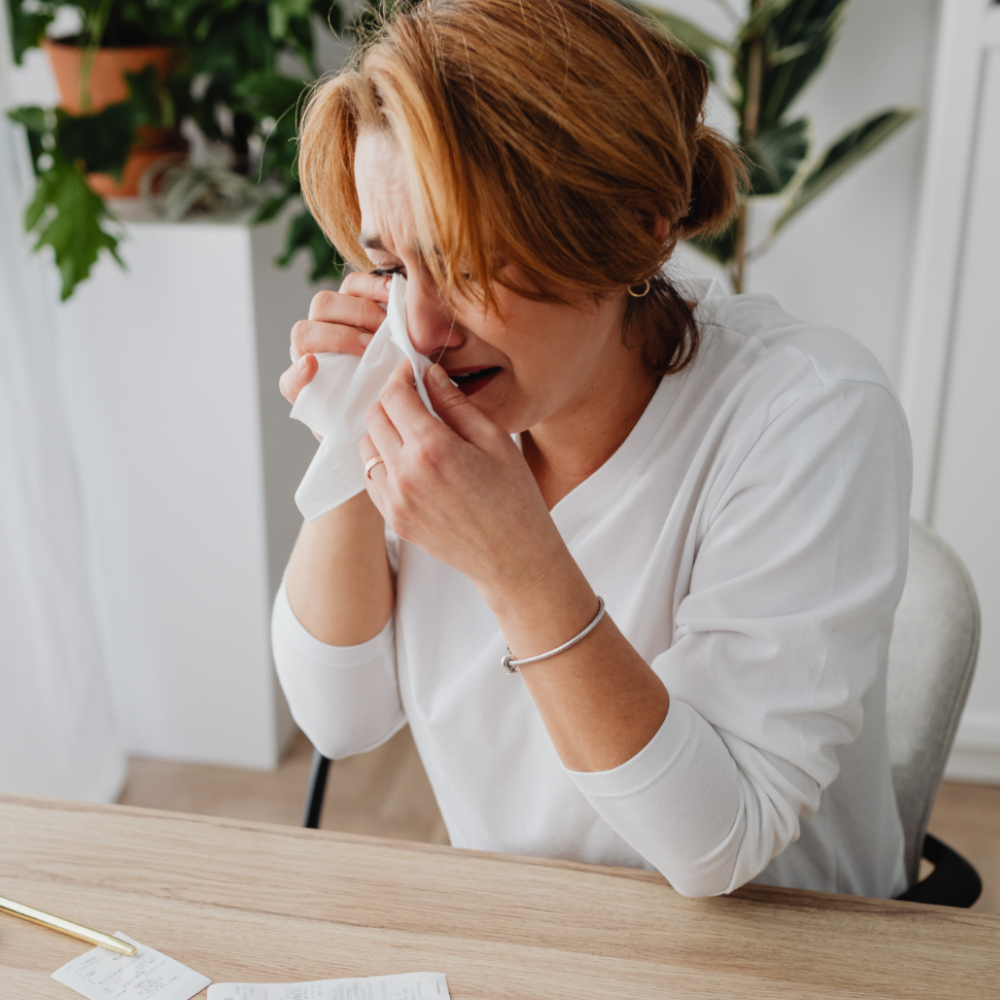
(446, 366), (502, 396)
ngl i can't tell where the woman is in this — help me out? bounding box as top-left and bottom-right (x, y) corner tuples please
(274, 0), (910, 899)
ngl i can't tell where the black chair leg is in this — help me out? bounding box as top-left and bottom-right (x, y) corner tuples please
(897, 833), (982, 907)
(303, 750), (332, 829)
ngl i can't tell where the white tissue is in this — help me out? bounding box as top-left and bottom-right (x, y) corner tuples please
(291, 275), (436, 521)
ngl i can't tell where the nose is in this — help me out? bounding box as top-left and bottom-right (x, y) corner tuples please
(404, 272), (465, 359)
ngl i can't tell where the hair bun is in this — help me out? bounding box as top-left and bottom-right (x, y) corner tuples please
(678, 125), (746, 238)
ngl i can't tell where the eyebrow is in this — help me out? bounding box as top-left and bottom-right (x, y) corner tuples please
(361, 233), (427, 259)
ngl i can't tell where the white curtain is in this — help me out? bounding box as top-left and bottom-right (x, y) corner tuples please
(0, 7), (126, 801)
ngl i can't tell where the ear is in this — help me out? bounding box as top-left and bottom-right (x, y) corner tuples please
(634, 205), (671, 244)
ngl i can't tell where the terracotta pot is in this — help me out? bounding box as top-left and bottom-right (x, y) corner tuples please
(44, 40), (185, 197)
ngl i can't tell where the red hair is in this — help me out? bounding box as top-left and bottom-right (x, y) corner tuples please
(299, 0), (745, 373)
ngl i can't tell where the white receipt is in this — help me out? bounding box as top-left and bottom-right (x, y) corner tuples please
(51, 933), (211, 1000)
(290, 274), (436, 522)
(207, 972), (449, 1000)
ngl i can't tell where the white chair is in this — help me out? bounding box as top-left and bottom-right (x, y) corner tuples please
(888, 518), (981, 905)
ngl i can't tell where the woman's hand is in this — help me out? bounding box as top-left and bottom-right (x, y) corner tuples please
(278, 271), (393, 405)
(362, 360), (669, 773)
(281, 272), (397, 646)
(361, 360), (572, 603)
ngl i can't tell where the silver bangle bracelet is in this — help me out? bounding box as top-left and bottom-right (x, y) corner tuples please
(502, 597), (606, 674)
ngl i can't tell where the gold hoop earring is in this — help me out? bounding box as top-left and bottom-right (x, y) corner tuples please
(628, 279), (651, 298)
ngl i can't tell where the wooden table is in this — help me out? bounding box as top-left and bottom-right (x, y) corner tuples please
(2, 794), (998, 999)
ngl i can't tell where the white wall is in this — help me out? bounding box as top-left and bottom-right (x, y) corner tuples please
(903, 0), (1000, 782)
(933, 44), (1000, 771)
(746, 0), (937, 386)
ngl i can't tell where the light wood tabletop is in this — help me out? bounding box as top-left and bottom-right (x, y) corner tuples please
(1, 794), (997, 999)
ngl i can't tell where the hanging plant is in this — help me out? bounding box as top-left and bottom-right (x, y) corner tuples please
(6, 0), (346, 300)
(637, 0), (917, 292)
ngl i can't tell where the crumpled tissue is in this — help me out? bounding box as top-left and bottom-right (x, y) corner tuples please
(291, 275), (436, 521)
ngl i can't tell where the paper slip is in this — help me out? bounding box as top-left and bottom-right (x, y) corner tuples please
(52, 933), (211, 1000)
(207, 971), (449, 1000)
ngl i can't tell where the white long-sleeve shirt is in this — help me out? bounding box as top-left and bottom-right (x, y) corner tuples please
(273, 280), (910, 899)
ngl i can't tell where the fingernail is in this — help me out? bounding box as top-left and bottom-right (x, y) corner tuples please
(429, 363), (449, 387)
(359, 332), (373, 347)
(297, 354), (310, 370)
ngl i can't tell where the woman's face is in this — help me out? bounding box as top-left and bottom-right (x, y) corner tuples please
(354, 129), (638, 435)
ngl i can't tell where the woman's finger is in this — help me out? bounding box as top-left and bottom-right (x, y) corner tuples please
(338, 270), (393, 303)
(365, 398), (404, 462)
(379, 361), (442, 443)
(423, 363), (506, 448)
(279, 354), (318, 404)
(291, 319), (373, 360)
(307, 288), (388, 330)
(359, 433), (388, 512)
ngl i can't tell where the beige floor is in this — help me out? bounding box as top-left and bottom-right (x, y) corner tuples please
(121, 728), (449, 844)
(120, 728), (1000, 913)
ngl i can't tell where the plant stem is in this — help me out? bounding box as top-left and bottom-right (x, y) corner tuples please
(733, 0), (764, 294)
(80, 0), (115, 112)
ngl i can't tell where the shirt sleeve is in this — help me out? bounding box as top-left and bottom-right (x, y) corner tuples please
(272, 580), (405, 759)
(567, 376), (911, 897)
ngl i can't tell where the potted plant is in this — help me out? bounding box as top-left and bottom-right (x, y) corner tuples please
(6, 0), (345, 299)
(638, 0), (916, 292)
(43, 36), (181, 198)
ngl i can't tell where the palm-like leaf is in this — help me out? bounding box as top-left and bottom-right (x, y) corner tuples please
(743, 0), (849, 133)
(745, 116), (811, 196)
(773, 107), (917, 233)
(640, 4), (734, 59)
(675, 0), (915, 282)
(740, 0), (794, 40)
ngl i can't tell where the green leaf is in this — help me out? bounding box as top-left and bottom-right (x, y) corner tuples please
(639, 5), (734, 57)
(189, 9), (276, 82)
(312, 0), (342, 32)
(687, 217), (739, 267)
(268, 0), (313, 40)
(234, 70), (308, 118)
(5, 0), (56, 63)
(751, 0), (850, 133)
(9, 105), (55, 174)
(773, 107), (917, 233)
(740, 0), (796, 40)
(254, 191), (293, 225)
(57, 104), (137, 177)
(125, 65), (175, 128)
(277, 209), (346, 283)
(7, 105), (50, 134)
(745, 116), (810, 196)
(23, 155), (123, 300)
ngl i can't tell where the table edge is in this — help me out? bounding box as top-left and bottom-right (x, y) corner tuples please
(3, 792), (995, 924)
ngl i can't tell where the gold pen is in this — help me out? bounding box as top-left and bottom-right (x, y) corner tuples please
(0, 894), (137, 956)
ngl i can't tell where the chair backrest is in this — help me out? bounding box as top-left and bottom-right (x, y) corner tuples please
(886, 518), (980, 886)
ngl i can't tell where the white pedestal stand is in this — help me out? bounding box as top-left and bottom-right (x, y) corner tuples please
(57, 210), (322, 769)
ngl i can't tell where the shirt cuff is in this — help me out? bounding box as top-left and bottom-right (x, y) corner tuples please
(273, 578), (394, 669)
(565, 698), (698, 797)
